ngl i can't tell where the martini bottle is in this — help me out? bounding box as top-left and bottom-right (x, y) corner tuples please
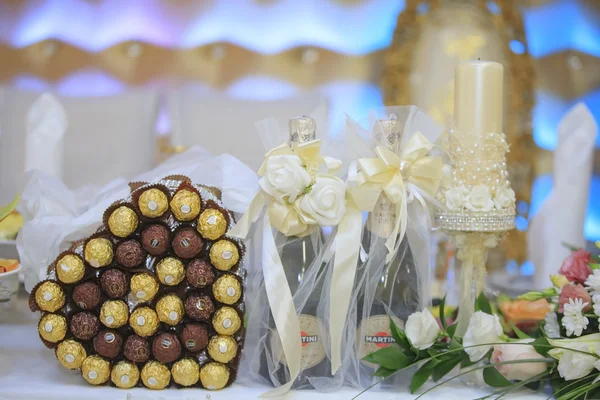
(262, 116), (328, 389)
(355, 119), (420, 386)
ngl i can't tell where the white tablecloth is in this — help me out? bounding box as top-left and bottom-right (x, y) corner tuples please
(0, 292), (548, 400)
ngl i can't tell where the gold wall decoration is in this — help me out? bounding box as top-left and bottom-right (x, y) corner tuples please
(383, 0), (536, 266)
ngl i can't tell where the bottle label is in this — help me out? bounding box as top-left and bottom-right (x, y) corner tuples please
(367, 196), (397, 238)
(357, 315), (404, 368)
(271, 314), (326, 369)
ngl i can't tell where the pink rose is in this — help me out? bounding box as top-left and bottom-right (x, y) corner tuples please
(491, 339), (547, 381)
(558, 284), (591, 313)
(559, 249), (592, 284)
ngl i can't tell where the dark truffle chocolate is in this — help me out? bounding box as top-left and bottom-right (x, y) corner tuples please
(186, 259), (215, 288)
(123, 334), (150, 363)
(181, 323), (208, 352)
(115, 240), (146, 268)
(184, 294), (214, 321)
(172, 228), (204, 259)
(141, 224), (170, 256)
(70, 312), (100, 341)
(93, 330), (123, 359)
(72, 282), (101, 310)
(100, 269), (128, 298)
(152, 332), (181, 364)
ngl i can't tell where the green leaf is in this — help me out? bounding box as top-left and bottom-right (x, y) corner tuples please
(532, 336), (551, 357)
(373, 366), (396, 377)
(439, 295), (447, 329)
(446, 323), (457, 339)
(432, 356), (462, 382)
(427, 348), (442, 358)
(371, 346), (412, 370)
(449, 337), (462, 351)
(362, 353), (378, 364)
(518, 291), (544, 301)
(0, 194), (19, 223)
(561, 242), (580, 251)
(461, 354), (476, 369)
(476, 292), (492, 315)
(483, 365), (512, 387)
(410, 360), (435, 393)
(389, 317), (410, 350)
(590, 263), (600, 270)
(510, 323), (531, 340)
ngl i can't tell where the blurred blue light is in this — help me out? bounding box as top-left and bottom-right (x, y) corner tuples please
(486, 1), (501, 15)
(522, 0), (600, 58)
(505, 259), (519, 275)
(520, 261), (535, 276)
(509, 40), (526, 54)
(533, 89), (600, 151)
(515, 215), (529, 231)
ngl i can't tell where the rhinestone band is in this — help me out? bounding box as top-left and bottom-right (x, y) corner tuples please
(436, 211), (515, 232)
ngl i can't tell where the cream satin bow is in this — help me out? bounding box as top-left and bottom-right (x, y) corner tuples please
(232, 139), (341, 239)
(354, 131), (443, 261)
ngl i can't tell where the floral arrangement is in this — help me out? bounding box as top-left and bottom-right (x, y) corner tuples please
(364, 242), (600, 400)
(444, 185), (515, 213)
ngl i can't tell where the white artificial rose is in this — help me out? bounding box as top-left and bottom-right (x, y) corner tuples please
(444, 186), (469, 210)
(494, 187), (516, 210)
(259, 155), (311, 203)
(463, 311), (503, 362)
(405, 309), (440, 350)
(296, 176), (346, 226)
(557, 350), (596, 380)
(465, 185), (494, 212)
(549, 334), (600, 380)
(483, 234), (499, 248)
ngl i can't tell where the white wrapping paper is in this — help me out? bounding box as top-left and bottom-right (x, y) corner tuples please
(17, 147), (258, 292)
(530, 103), (598, 289)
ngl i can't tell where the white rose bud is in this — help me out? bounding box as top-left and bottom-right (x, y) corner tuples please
(465, 185), (494, 212)
(405, 309), (440, 350)
(494, 187), (516, 210)
(444, 186), (469, 211)
(463, 311), (503, 362)
(259, 155), (311, 203)
(296, 176), (346, 226)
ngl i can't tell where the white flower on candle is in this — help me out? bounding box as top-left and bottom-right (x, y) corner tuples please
(444, 186), (469, 210)
(465, 185), (494, 212)
(463, 311), (503, 362)
(494, 187), (516, 210)
(296, 176), (346, 226)
(259, 155), (311, 203)
(483, 234), (499, 248)
(405, 309), (440, 350)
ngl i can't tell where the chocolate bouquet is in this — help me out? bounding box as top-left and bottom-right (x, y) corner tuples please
(29, 176), (245, 390)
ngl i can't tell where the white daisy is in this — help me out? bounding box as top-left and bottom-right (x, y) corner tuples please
(585, 270), (600, 292)
(562, 298), (589, 337)
(545, 312), (561, 338)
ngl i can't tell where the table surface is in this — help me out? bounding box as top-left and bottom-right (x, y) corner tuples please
(0, 291), (549, 400)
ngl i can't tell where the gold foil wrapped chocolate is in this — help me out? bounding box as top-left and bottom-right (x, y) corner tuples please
(35, 281), (66, 312)
(130, 273), (159, 302)
(138, 188), (168, 218)
(156, 294), (184, 326)
(141, 361), (171, 390)
(200, 362), (230, 390)
(170, 189), (201, 221)
(82, 355), (110, 385)
(56, 339), (87, 369)
(171, 358), (200, 387)
(99, 300), (129, 328)
(212, 274), (242, 305)
(198, 208), (227, 240)
(212, 306), (241, 336)
(111, 361), (140, 389)
(84, 238), (113, 268)
(156, 257), (185, 286)
(130, 307), (159, 337)
(208, 335), (238, 363)
(38, 313), (67, 343)
(107, 206), (139, 238)
(209, 240), (239, 271)
(56, 254), (86, 284)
